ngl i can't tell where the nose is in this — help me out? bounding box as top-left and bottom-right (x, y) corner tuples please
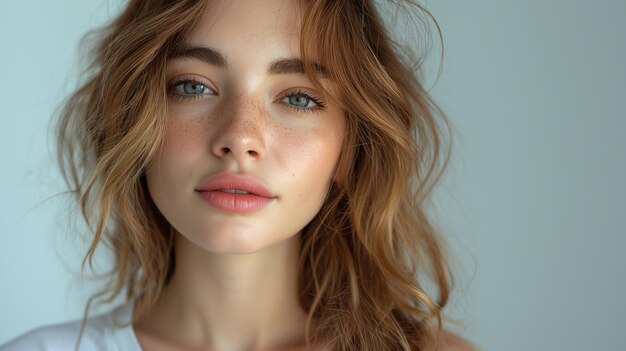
(210, 98), (266, 163)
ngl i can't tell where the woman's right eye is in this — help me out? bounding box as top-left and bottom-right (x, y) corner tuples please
(169, 79), (215, 100)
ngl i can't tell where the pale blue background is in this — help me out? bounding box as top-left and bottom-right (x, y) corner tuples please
(1, 1), (625, 350)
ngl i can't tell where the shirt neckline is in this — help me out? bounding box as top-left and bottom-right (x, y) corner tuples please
(106, 300), (144, 351)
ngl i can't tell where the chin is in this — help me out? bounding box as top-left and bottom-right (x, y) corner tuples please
(176, 221), (295, 256)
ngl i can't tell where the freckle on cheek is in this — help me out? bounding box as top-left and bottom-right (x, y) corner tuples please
(167, 116), (206, 153)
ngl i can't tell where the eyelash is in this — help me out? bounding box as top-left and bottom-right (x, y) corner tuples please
(168, 76), (214, 102)
(284, 89), (326, 114)
(167, 77), (327, 114)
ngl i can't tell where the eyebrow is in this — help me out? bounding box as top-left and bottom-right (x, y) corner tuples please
(267, 58), (327, 76)
(170, 45), (228, 68)
(170, 44), (327, 76)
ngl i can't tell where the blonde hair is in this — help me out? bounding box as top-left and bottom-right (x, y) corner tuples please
(58, 0), (454, 350)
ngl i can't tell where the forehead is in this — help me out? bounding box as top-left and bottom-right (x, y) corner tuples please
(186, 0), (303, 59)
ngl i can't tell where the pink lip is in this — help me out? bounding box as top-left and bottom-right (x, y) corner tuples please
(195, 173), (276, 213)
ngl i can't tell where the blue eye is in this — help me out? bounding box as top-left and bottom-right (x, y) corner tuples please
(281, 91), (325, 113)
(287, 94), (314, 108)
(172, 81), (211, 95)
(168, 77), (215, 101)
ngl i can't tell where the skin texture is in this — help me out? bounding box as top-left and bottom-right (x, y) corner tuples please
(137, 0), (344, 350)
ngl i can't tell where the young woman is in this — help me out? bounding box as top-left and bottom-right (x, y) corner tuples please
(1, 0), (474, 350)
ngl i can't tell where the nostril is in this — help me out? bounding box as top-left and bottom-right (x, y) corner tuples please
(220, 147), (231, 155)
(247, 150), (259, 158)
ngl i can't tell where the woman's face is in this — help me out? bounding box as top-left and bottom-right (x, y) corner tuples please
(146, 0), (345, 254)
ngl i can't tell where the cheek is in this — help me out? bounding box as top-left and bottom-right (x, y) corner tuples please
(272, 125), (344, 198)
(148, 116), (209, 191)
(163, 114), (207, 156)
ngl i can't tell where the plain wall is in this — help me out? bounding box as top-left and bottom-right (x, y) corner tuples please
(1, 1), (624, 350)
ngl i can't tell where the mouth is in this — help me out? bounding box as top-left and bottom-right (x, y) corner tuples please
(196, 189), (275, 213)
(195, 173), (276, 213)
(195, 173), (276, 197)
(218, 189), (252, 194)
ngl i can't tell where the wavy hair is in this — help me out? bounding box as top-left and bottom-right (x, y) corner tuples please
(58, 0), (455, 350)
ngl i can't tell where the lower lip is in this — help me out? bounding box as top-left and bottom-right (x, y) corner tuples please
(196, 191), (275, 213)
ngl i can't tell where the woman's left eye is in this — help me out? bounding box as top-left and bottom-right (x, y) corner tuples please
(280, 91), (325, 113)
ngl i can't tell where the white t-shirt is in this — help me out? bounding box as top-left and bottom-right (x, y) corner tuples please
(0, 301), (143, 351)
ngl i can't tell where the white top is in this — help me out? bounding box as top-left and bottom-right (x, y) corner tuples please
(0, 301), (143, 351)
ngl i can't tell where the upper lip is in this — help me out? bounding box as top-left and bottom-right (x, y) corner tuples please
(195, 173), (276, 198)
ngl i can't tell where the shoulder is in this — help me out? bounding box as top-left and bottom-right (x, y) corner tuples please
(437, 330), (478, 351)
(0, 319), (95, 351)
(0, 302), (136, 351)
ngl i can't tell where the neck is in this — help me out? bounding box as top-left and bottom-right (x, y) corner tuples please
(134, 232), (310, 351)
